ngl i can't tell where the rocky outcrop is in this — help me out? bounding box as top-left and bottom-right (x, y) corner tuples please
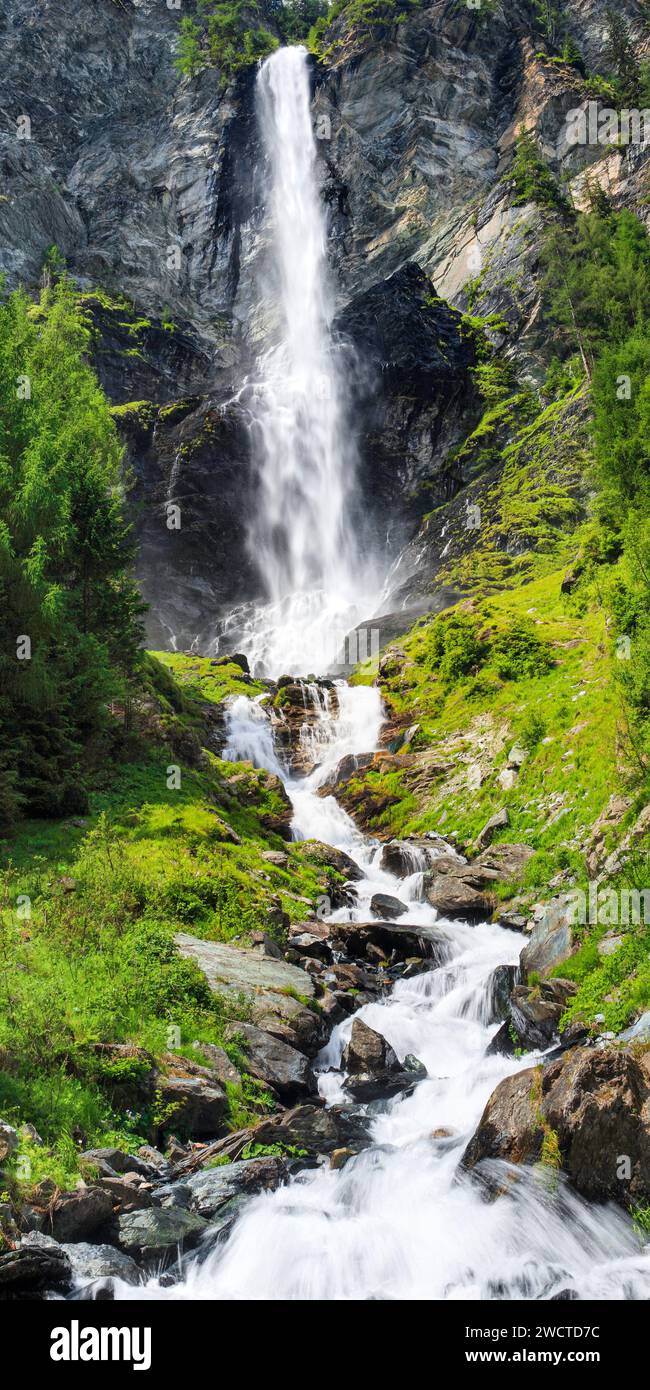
(463, 1045), (650, 1208)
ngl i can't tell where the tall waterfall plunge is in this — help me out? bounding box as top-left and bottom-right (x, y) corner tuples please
(236, 47), (378, 678)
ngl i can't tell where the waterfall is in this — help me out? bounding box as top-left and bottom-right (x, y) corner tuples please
(239, 46), (378, 678)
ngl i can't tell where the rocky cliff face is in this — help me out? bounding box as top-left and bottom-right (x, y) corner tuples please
(1, 0), (648, 647)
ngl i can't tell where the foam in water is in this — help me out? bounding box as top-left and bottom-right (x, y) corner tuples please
(238, 46), (379, 678)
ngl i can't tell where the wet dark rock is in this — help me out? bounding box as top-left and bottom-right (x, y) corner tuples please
(0, 1233), (72, 1295)
(330, 919), (451, 965)
(486, 964), (519, 1024)
(343, 1068), (424, 1103)
(485, 1021), (516, 1058)
(224, 1022), (316, 1101)
(252, 1103), (370, 1157)
(342, 1019), (400, 1076)
(370, 893), (408, 920)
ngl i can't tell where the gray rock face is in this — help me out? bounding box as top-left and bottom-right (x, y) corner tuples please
(330, 918), (452, 965)
(167, 1155), (287, 1221)
(1, 2), (642, 639)
(224, 1022), (316, 1101)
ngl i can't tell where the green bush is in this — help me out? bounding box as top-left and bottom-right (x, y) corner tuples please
(491, 618), (554, 681)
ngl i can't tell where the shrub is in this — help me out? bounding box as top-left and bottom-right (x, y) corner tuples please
(490, 618), (554, 681)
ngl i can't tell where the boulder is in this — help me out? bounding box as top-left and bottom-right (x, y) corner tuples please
(295, 841), (364, 882)
(329, 919), (451, 965)
(342, 1018), (400, 1076)
(370, 892), (408, 919)
(49, 1187), (114, 1243)
(249, 989), (326, 1057)
(174, 932), (315, 1000)
(191, 1041), (241, 1087)
(154, 1055), (228, 1138)
(62, 1241), (141, 1287)
(474, 843), (535, 878)
(80, 1148), (155, 1179)
(172, 1155), (287, 1220)
(113, 1207), (210, 1266)
(463, 1046), (650, 1207)
(96, 1177), (153, 1214)
(619, 1010), (650, 1044)
(0, 1232), (71, 1293)
(519, 897), (576, 980)
(474, 808), (509, 852)
(343, 1053), (427, 1103)
(425, 876), (492, 921)
(225, 1022), (316, 1101)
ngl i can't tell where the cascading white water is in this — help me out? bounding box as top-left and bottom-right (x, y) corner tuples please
(239, 46), (378, 678)
(99, 48), (650, 1304)
(103, 685), (650, 1302)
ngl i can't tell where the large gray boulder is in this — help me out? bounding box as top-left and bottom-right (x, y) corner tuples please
(113, 1207), (210, 1267)
(225, 1022), (316, 1101)
(175, 932), (314, 999)
(63, 1241), (141, 1287)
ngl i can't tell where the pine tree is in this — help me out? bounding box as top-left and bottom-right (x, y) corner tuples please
(604, 10), (642, 106)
